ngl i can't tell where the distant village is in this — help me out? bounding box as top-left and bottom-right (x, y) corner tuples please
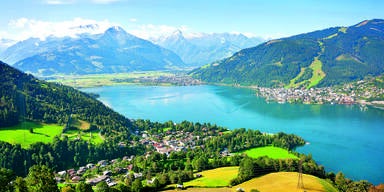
(112, 74), (203, 86)
(255, 79), (384, 106)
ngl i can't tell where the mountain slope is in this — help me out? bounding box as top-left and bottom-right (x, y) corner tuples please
(154, 31), (264, 66)
(191, 19), (384, 87)
(0, 61), (132, 136)
(1, 27), (185, 76)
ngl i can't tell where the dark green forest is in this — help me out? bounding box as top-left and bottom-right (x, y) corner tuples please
(0, 61), (133, 137)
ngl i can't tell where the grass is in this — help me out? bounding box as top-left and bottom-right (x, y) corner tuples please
(234, 172), (338, 192)
(0, 121), (63, 148)
(335, 54), (363, 64)
(287, 67), (307, 88)
(236, 146), (298, 159)
(69, 118), (90, 130)
(183, 167), (239, 188)
(339, 27), (347, 33)
(163, 172), (337, 192)
(318, 178), (339, 192)
(162, 127), (172, 132)
(324, 33), (338, 40)
(162, 188), (232, 192)
(307, 56), (326, 89)
(63, 129), (104, 145)
(48, 71), (177, 88)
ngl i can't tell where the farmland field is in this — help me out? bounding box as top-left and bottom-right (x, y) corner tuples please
(234, 172), (338, 192)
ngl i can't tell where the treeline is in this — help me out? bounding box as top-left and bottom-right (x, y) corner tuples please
(230, 155), (325, 185)
(0, 136), (143, 177)
(0, 61), (133, 136)
(200, 129), (305, 152)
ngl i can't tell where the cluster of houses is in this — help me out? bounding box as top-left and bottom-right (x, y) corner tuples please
(55, 156), (135, 187)
(54, 128), (226, 188)
(256, 78), (384, 105)
(257, 87), (355, 104)
(113, 74), (202, 86)
(140, 130), (201, 155)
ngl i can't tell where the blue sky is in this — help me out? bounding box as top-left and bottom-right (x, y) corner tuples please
(1, 0), (383, 40)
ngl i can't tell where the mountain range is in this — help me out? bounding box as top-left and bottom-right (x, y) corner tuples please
(0, 27), (185, 76)
(0, 27), (264, 76)
(152, 30), (264, 66)
(191, 19), (384, 88)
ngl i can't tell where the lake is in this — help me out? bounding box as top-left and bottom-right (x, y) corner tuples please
(82, 85), (384, 184)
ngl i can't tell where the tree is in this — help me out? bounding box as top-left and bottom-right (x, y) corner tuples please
(238, 157), (255, 181)
(13, 177), (28, 192)
(113, 183), (129, 192)
(96, 181), (109, 192)
(61, 185), (75, 192)
(335, 172), (348, 192)
(0, 168), (15, 192)
(158, 173), (169, 186)
(131, 179), (143, 192)
(26, 165), (59, 192)
(152, 177), (160, 190)
(76, 181), (94, 192)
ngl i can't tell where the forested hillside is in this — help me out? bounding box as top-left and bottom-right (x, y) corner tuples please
(191, 19), (384, 88)
(0, 61), (132, 135)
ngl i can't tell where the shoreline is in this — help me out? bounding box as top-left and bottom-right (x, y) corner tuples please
(49, 73), (384, 110)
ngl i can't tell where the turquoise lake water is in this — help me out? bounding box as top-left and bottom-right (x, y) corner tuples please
(82, 85), (384, 184)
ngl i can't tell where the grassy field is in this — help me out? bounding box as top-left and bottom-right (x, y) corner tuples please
(307, 56), (326, 89)
(162, 188), (232, 192)
(49, 71), (177, 88)
(287, 67), (304, 88)
(0, 121), (63, 148)
(63, 129), (104, 145)
(234, 172), (338, 192)
(183, 167), (239, 188)
(237, 146), (298, 159)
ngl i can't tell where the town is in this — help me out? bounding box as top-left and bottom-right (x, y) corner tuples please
(54, 126), (226, 188)
(254, 78), (384, 107)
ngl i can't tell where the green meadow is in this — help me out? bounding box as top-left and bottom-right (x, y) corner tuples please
(237, 146), (298, 159)
(184, 166), (239, 187)
(63, 129), (104, 145)
(0, 121), (63, 148)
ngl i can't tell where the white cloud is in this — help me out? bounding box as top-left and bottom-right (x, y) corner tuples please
(129, 18), (138, 23)
(91, 0), (120, 4)
(2, 17), (271, 43)
(43, 0), (123, 4)
(44, 0), (75, 4)
(5, 18), (117, 41)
